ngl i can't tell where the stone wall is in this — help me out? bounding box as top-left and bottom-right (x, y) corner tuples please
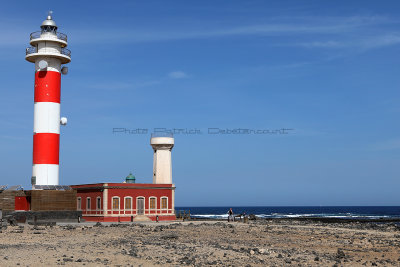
(4, 210), (83, 223)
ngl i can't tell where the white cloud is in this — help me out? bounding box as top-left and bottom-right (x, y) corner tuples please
(295, 41), (344, 48)
(168, 71), (188, 79)
(281, 32), (400, 51)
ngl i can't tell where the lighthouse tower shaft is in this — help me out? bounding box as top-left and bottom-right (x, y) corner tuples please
(151, 136), (174, 184)
(25, 13), (71, 186)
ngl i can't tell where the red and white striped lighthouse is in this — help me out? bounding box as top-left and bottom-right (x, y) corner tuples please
(25, 12), (71, 186)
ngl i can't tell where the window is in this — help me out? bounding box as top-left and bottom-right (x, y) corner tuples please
(96, 197), (101, 210)
(125, 197), (132, 210)
(86, 197), (91, 210)
(149, 197), (156, 210)
(161, 197), (168, 209)
(77, 197), (81, 210)
(112, 197), (120, 210)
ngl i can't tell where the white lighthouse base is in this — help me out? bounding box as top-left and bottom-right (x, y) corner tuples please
(32, 164), (59, 185)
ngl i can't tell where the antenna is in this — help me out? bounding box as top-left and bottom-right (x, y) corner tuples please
(47, 10), (53, 20)
(61, 66), (68, 75)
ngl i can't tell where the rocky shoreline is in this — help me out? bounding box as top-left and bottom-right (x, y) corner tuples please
(0, 219), (399, 266)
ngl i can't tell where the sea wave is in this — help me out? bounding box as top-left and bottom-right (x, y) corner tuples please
(190, 213), (398, 219)
(192, 214), (229, 219)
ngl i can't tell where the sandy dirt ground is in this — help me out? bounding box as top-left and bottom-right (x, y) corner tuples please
(0, 219), (399, 266)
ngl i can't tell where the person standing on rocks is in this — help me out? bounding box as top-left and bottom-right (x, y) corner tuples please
(228, 208), (234, 222)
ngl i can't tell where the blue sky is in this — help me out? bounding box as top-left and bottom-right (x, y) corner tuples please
(0, 1), (399, 206)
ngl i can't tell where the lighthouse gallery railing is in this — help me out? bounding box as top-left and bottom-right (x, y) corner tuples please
(30, 31), (68, 42)
(26, 46), (71, 57)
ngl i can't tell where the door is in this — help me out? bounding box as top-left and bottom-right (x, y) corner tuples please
(15, 196), (30, 211)
(137, 197), (144, 215)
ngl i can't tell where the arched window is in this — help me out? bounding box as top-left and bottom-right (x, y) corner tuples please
(149, 197), (157, 210)
(96, 197), (101, 210)
(124, 197), (132, 210)
(112, 197), (120, 210)
(160, 197), (168, 210)
(86, 197), (91, 210)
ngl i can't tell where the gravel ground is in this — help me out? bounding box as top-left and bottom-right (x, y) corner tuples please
(0, 219), (399, 266)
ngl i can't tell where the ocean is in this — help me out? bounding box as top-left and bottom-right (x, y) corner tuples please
(175, 206), (400, 220)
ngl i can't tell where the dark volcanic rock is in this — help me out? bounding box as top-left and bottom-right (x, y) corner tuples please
(337, 248), (346, 259)
(63, 225), (76, 230)
(179, 256), (195, 265)
(161, 233), (179, 240)
(129, 247), (139, 257)
(249, 214), (258, 220)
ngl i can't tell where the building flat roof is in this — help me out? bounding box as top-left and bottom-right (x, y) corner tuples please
(70, 183), (175, 190)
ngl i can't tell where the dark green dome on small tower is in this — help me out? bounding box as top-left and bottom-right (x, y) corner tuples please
(126, 172), (136, 183)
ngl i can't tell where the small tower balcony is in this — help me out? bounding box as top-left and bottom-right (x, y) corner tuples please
(25, 46), (71, 64)
(29, 31), (68, 47)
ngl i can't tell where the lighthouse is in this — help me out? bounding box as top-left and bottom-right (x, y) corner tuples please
(151, 134), (174, 184)
(25, 12), (71, 186)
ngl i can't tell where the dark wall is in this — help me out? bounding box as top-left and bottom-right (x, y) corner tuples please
(31, 190), (77, 211)
(4, 210), (82, 223)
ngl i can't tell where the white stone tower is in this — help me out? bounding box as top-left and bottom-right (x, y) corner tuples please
(150, 134), (174, 184)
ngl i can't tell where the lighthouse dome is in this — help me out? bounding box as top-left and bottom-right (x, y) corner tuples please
(41, 12), (58, 31)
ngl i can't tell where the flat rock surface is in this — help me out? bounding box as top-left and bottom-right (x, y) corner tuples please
(0, 220), (399, 266)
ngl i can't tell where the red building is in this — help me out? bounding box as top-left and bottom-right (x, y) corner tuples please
(70, 182), (176, 222)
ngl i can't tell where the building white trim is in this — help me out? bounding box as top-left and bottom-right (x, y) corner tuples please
(103, 183), (108, 215)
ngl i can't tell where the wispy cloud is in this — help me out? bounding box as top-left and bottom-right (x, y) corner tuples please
(63, 15), (396, 45)
(370, 138), (400, 151)
(168, 71), (188, 79)
(361, 33), (400, 50)
(1, 14), (399, 56)
(285, 32), (400, 51)
(291, 41), (344, 48)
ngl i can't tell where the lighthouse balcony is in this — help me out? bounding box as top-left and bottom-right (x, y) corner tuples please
(151, 132), (174, 146)
(25, 46), (71, 64)
(30, 31), (68, 47)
